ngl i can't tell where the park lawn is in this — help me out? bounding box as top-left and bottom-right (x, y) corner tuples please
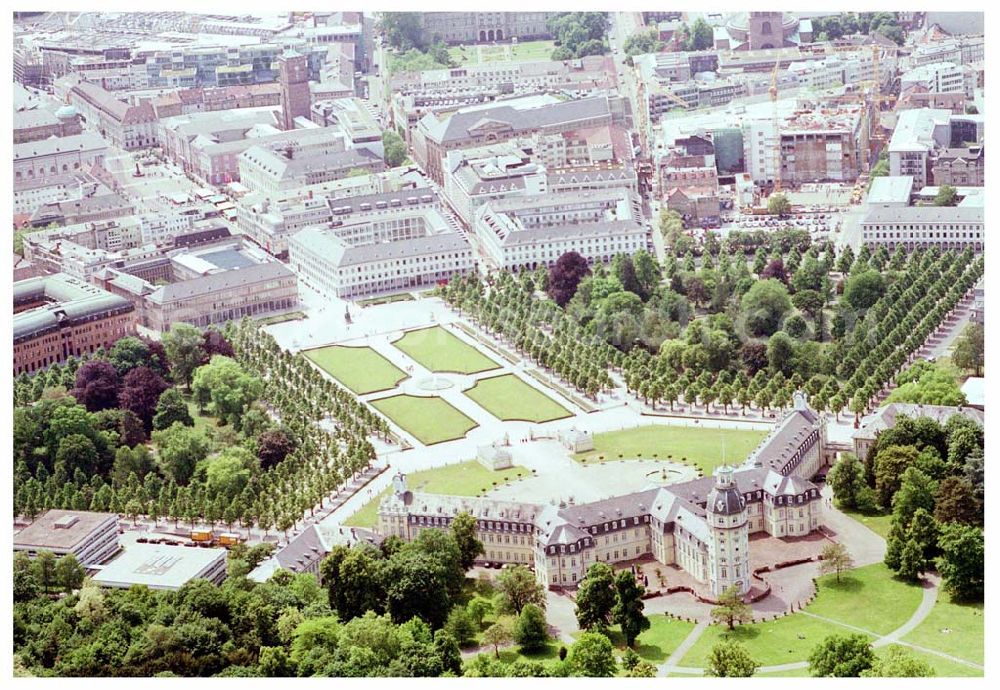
(343, 461), (525, 528)
(184, 397), (220, 435)
(509, 40), (556, 61)
(304, 345), (407, 394)
(371, 394), (478, 445)
(755, 666), (812, 677)
(632, 617), (697, 663)
(805, 563), (924, 636)
(679, 613), (876, 668)
(573, 425), (767, 475)
(839, 507), (893, 539)
(393, 326), (500, 374)
(879, 644), (982, 678)
(900, 589), (984, 666)
(342, 487), (388, 529)
(465, 374), (572, 423)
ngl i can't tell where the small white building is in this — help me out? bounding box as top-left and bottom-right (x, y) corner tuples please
(559, 428), (594, 453)
(477, 443), (514, 470)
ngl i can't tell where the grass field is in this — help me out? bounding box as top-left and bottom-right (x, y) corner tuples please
(357, 293), (414, 307)
(304, 345), (407, 394)
(448, 40), (555, 66)
(370, 394), (478, 445)
(465, 374), (572, 423)
(839, 508), (893, 539)
(879, 644), (983, 677)
(804, 563), (924, 636)
(184, 397), (219, 435)
(573, 425), (767, 475)
(900, 589), (983, 666)
(392, 326), (499, 374)
(680, 564), (923, 668)
(257, 311), (306, 326)
(344, 460), (525, 528)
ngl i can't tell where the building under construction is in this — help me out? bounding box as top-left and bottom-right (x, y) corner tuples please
(777, 104), (869, 186)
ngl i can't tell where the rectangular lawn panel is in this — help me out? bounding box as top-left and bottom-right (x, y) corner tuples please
(839, 507), (893, 539)
(344, 461), (524, 528)
(393, 326), (500, 374)
(304, 345), (407, 395)
(900, 589), (983, 666)
(371, 394), (478, 445)
(574, 425), (767, 475)
(465, 374), (572, 423)
(633, 617), (698, 663)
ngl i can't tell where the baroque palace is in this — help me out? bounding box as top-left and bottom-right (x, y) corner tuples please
(378, 393), (829, 597)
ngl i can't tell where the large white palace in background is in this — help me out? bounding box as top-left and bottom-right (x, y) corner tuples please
(378, 393), (828, 597)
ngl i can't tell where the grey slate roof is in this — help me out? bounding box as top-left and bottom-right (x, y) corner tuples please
(13, 273), (134, 343)
(147, 261), (293, 305)
(427, 96), (612, 144)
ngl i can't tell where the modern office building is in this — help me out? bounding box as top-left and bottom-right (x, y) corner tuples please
(13, 510), (121, 568)
(92, 542), (228, 591)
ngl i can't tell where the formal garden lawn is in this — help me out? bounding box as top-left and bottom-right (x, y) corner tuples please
(839, 507), (893, 539)
(448, 40), (555, 65)
(680, 564), (923, 668)
(574, 617), (696, 664)
(465, 374), (572, 423)
(304, 345), (407, 394)
(755, 667), (813, 677)
(573, 425), (767, 475)
(371, 394), (478, 445)
(393, 326), (500, 374)
(900, 589), (984, 666)
(344, 460), (525, 529)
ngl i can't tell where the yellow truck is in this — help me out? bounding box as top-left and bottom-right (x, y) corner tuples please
(218, 533), (242, 547)
(190, 529), (214, 543)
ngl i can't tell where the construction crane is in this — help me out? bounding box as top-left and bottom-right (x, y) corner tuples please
(769, 55), (782, 193)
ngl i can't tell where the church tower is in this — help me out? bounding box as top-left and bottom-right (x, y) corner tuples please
(278, 48), (311, 131)
(705, 465), (750, 597)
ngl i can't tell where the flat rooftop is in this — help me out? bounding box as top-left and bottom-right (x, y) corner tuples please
(14, 509), (118, 551)
(92, 542), (226, 590)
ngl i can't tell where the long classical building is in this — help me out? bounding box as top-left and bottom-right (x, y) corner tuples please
(14, 273), (136, 375)
(473, 188), (648, 272)
(418, 12), (558, 44)
(288, 191), (473, 299)
(861, 202), (984, 252)
(378, 395), (827, 595)
(413, 95), (614, 185)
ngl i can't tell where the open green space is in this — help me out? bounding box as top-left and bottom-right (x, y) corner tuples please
(184, 397), (220, 435)
(448, 40), (555, 65)
(755, 666), (812, 677)
(573, 425), (767, 475)
(804, 563), (923, 636)
(304, 345), (407, 394)
(900, 589), (983, 666)
(257, 311), (306, 326)
(344, 460), (525, 529)
(465, 374), (572, 423)
(680, 564), (923, 668)
(392, 326), (500, 374)
(680, 610), (875, 669)
(371, 394), (478, 445)
(880, 644), (983, 678)
(358, 293), (414, 307)
(839, 507), (893, 539)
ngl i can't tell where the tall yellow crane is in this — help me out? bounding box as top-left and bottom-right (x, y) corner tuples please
(769, 55), (782, 193)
